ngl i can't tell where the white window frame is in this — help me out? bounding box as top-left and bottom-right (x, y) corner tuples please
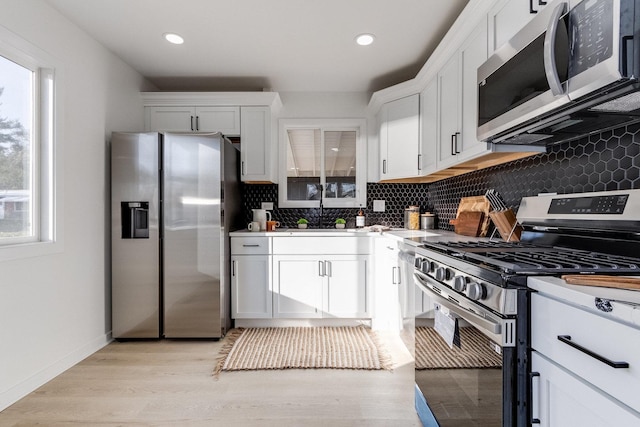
(0, 25), (62, 261)
(278, 118), (367, 209)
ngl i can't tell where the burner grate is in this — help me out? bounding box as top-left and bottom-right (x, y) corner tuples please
(420, 240), (640, 275)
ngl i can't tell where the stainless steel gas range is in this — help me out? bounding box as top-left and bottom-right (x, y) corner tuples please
(413, 189), (640, 427)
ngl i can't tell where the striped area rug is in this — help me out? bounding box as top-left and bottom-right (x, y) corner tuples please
(214, 326), (392, 375)
(415, 326), (502, 370)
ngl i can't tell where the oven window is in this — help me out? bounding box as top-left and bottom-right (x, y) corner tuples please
(478, 16), (569, 127)
(415, 308), (504, 426)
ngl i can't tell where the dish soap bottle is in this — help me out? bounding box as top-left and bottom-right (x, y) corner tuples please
(356, 205), (365, 228)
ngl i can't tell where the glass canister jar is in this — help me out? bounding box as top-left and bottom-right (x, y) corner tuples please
(404, 206), (420, 230)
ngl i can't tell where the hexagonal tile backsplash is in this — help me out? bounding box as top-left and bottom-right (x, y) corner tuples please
(242, 122), (640, 231)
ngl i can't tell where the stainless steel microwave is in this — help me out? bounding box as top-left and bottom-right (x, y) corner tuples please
(478, 0), (640, 146)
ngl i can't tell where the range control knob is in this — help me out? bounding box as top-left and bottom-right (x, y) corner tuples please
(465, 282), (487, 301)
(414, 257), (424, 269)
(453, 276), (468, 292)
(435, 267), (452, 281)
(421, 260), (436, 274)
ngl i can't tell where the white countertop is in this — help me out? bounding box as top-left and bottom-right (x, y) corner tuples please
(529, 276), (640, 328)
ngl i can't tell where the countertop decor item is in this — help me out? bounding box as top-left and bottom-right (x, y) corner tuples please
(213, 326), (392, 375)
(335, 218), (346, 229)
(296, 218), (308, 229)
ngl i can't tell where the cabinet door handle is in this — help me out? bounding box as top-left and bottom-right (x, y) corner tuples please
(196, 115), (200, 131)
(392, 267), (400, 285)
(242, 244), (260, 247)
(241, 161), (245, 176)
(529, 0), (537, 13)
(382, 159), (387, 174)
(232, 260), (236, 277)
(417, 154), (422, 171)
(318, 260), (325, 277)
(451, 134), (456, 156)
(454, 132), (460, 154)
(190, 115), (194, 131)
(529, 372), (541, 424)
(325, 260), (331, 277)
(557, 335), (630, 368)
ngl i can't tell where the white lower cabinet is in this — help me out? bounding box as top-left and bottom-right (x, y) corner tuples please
(230, 237), (271, 319)
(272, 254), (369, 319)
(231, 255), (272, 318)
(530, 292), (640, 425)
(272, 256), (324, 318)
(232, 235), (371, 321)
(531, 352), (639, 427)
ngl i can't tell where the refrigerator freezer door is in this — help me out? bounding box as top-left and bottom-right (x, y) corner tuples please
(163, 133), (222, 338)
(111, 132), (161, 338)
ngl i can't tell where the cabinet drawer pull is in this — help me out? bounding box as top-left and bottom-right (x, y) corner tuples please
(190, 115), (194, 131)
(557, 335), (629, 369)
(196, 115), (200, 131)
(242, 244), (260, 247)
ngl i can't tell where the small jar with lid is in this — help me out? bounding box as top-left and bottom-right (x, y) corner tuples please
(404, 206), (420, 230)
(420, 213), (435, 230)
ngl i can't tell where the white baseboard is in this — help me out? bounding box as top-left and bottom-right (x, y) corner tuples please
(0, 333), (112, 412)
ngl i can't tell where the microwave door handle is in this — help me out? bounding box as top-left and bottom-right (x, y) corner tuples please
(543, 2), (568, 96)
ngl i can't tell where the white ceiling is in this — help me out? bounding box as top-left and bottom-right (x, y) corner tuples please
(45, 0), (469, 93)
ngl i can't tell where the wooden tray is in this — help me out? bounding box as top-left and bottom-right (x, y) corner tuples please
(455, 196), (491, 237)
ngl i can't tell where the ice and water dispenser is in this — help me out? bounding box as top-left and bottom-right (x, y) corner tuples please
(121, 201), (149, 238)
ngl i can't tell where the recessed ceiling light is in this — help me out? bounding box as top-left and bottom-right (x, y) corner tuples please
(355, 33), (375, 46)
(163, 33), (184, 45)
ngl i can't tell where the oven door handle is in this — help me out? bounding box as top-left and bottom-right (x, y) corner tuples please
(414, 271), (502, 335)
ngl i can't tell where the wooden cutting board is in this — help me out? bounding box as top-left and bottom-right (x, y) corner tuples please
(562, 275), (640, 291)
(450, 211), (485, 237)
(455, 196), (491, 237)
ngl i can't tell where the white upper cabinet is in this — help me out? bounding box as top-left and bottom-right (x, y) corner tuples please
(240, 106), (273, 182)
(488, 0), (548, 55)
(437, 17), (489, 169)
(379, 94), (421, 180)
(419, 77), (438, 176)
(145, 106), (240, 135)
(141, 92), (282, 184)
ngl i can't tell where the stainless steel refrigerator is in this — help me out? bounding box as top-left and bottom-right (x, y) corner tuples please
(111, 132), (241, 339)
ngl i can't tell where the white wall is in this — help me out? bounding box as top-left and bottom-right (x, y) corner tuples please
(278, 92), (379, 182)
(0, 0), (152, 410)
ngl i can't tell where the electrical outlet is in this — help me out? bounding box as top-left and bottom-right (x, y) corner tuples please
(261, 202), (274, 210)
(373, 200), (385, 212)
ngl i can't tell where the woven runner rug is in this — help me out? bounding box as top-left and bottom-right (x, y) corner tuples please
(415, 326), (502, 370)
(214, 326), (392, 375)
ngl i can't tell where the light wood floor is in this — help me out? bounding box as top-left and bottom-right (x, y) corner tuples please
(0, 332), (421, 426)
